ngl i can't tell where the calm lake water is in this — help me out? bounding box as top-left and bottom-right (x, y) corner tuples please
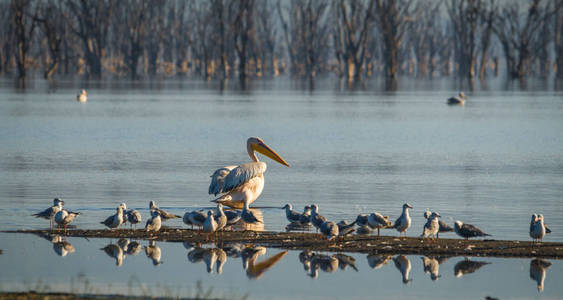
(0, 77), (562, 298)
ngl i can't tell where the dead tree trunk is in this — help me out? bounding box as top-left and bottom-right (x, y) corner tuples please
(67, 0), (114, 79)
(11, 0), (38, 79)
(374, 0), (415, 79)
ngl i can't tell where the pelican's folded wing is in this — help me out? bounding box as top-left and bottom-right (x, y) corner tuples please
(209, 166), (237, 195)
(222, 162), (267, 193)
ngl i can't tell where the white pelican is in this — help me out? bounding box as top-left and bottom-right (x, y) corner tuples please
(77, 89), (87, 102)
(209, 137), (290, 209)
(447, 92), (466, 105)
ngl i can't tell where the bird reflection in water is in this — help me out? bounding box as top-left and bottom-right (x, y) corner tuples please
(298, 251), (357, 278)
(453, 258), (491, 278)
(101, 243), (125, 267)
(366, 254), (392, 270)
(421, 256), (441, 281)
(530, 258), (551, 292)
(34, 233), (76, 257)
(393, 255), (412, 284)
(52, 235), (75, 257)
(241, 245), (288, 279)
(186, 243), (286, 279)
(144, 240), (162, 266)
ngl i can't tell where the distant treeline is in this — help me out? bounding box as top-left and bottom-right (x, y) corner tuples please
(1, 0), (562, 81)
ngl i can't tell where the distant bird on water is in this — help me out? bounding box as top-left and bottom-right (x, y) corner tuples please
(32, 198), (64, 228)
(393, 203), (413, 237)
(424, 210), (453, 238)
(149, 200), (181, 220)
(454, 220), (491, 240)
(447, 92), (466, 105)
(77, 89), (87, 102)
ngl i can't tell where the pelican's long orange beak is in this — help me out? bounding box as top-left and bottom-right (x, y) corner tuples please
(253, 141), (290, 167)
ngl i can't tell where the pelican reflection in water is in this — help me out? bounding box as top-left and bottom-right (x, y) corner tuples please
(530, 258), (551, 292)
(209, 137), (290, 209)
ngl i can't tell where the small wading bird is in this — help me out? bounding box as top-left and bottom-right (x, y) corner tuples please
(393, 203), (413, 237)
(77, 89), (87, 102)
(447, 92), (466, 105)
(32, 198), (64, 229)
(454, 220), (491, 240)
(209, 137), (290, 209)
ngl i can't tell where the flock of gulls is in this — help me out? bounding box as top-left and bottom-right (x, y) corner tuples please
(32, 135), (552, 245)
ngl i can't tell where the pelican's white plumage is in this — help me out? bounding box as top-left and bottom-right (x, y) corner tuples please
(209, 137), (289, 209)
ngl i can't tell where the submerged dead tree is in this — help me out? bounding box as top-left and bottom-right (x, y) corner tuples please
(334, 0), (375, 80)
(407, 1), (441, 77)
(11, 0), (38, 79)
(446, 0), (484, 79)
(493, 0), (556, 79)
(114, 0), (148, 79)
(232, 0), (256, 81)
(374, 0), (415, 78)
(67, 0), (115, 78)
(278, 0), (330, 79)
(556, 0), (563, 79)
(35, 1), (66, 79)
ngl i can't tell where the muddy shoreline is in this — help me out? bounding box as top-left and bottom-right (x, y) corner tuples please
(5, 228), (563, 259)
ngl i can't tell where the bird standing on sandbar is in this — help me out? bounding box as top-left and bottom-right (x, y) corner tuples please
(393, 203), (413, 237)
(208, 137), (290, 209)
(310, 204), (327, 232)
(530, 214), (547, 243)
(320, 221), (339, 243)
(145, 210), (162, 233)
(454, 220), (491, 240)
(203, 211), (218, 240)
(421, 212), (441, 241)
(149, 200), (180, 220)
(126, 208), (142, 229)
(54, 209), (80, 232)
(183, 210), (205, 230)
(424, 210), (453, 238)
(282, 204), (301, 223)
(368, 211), (390, 237)
(241, 200), (262, 226)
(32, 198), (64, 229)
(101, 205), (124, 232)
